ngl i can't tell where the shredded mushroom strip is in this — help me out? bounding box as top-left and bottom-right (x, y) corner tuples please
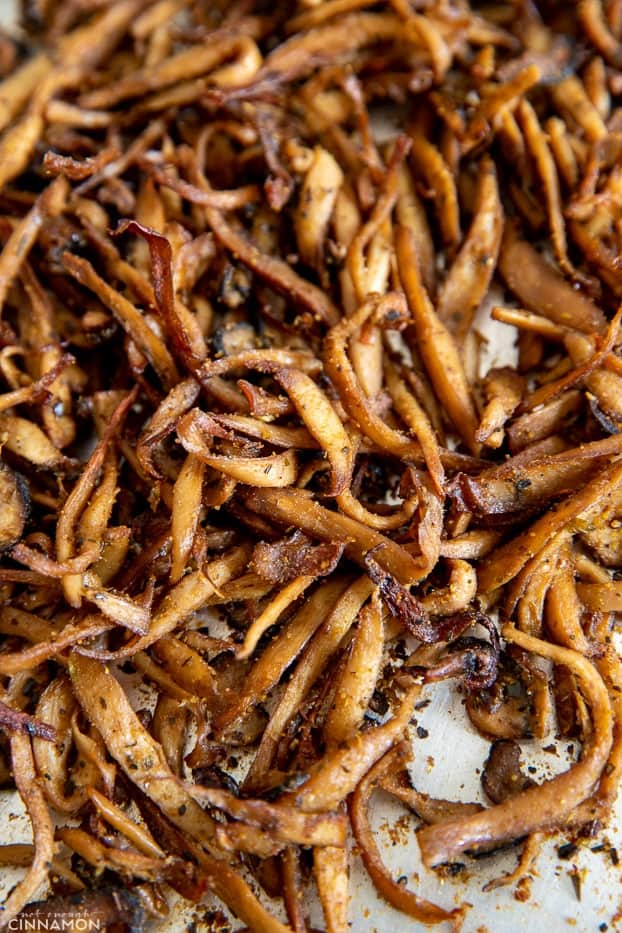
(0, 2), (622, 931)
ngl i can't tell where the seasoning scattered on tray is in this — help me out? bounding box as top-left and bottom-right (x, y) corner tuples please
(0, 1), (622, 929)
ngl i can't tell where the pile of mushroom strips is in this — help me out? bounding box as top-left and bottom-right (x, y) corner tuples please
(0, 0), (622, 929)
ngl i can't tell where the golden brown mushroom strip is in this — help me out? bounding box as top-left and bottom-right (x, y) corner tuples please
(384, 356), (444, 496)
(490, 305), (567, 340)
(77, 451), (118, 553)
(191, 851), (293, 933)
(567, 646), (622, 830)
(287, 0), (378, 31)
(336, 483), (418, 531)
(0, 845), (84, 892)
(478, 457), (622, 593)
(452, 434), (622, 519)
(138, 158), (261, 213)
(419, 559), (477, 617)
(396, 225), (480, 455)
(114, 218), (207, 373)
(80, 572), (150, 635)
(45, 99), (113, 128)
(393, 1), (453, 80)
(153, 694), (191, 776)
(313, 843), (348, 933)
(62, 253), (179, 389)
(323, 292), (422, 458)
(0, 414), (69, 468)
(436, 155), (503, 337)
(205, 573), (273, 606)
(187, 784), (347, 848)
(56, 387), (137, 608)
(395, 159), (435, 295)
(212, 414), (318, 450)
(144, 63), (271, 115)
(550, 74), (607, 143)
(498, 222), (606, 334)
(0, 610), (111, 674)
(81, 34), (262, 109)
(214, 577), (350, 735)
(202, 349), (321, 379)
(266, 367), (353, 496)
(0, 54), (51, 134)
(170, 453), (206, 584)
(476, 367), (524, 447)
(70, 714), (115, 797)
(0, 732), (55, 929)
(350, 218), (390, 397)
(579, 0), (622, 66)
(323, 595), (384, 747)
(408, 130), (460, 248)
(261, 12), (431, 79)
(137, 377), (200, 479)
(333, 181), (360, 316)
(295, 146), (344, 272)
(204, 207), (339, 326)
(178, 430), (298, 488)
(56, 827), (173, 882)
(0, 351), (74, 414)
(0, 104), (46, 198)
(520, 305), (622, 413)
(546, 116), (579, 189)
(546, 548), (592, 655)
(347, 138), (406, 303)
(287, 683), (420, 812)
(237, 576), (313, 661)
(517, 98), (577, 282)
(130, 652), (193, 702)
(504, 528), (570, 627)
(43, 147), (122, 181)
(32, 676), (86, 813)
(439, 530), (502, 559)
(152, 637), (216, 700)
(417, 626), (613, 866)
(349, 742), (459, 925)
(0, 176), (68, 316)
(465, 64), (541, 143)
(506, 391), (583, 453)
(212, 823), (285, 859)
(243, 487), (425, 585)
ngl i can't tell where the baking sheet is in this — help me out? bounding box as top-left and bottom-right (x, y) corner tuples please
(0, 2), (621, 929)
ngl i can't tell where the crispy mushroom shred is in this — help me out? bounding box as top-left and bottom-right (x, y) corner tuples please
(251, 530), (345, 585)
(1, 1), (622, 928)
